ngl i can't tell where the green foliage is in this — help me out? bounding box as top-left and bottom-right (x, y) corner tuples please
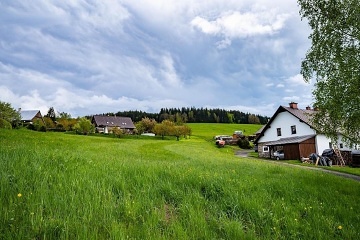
(237, 138), (252, 149)
(113, 107), (269, 124)
(153, 120), (175, 139)
(0, 118), (12, 129)
(27, 119), (46, 132)
(298, 0), (360, 145)
(112, 127), (124, 138)
(45, 107), (56, 122)
(43, 117), (55, 129)
(135, 117), (157, 134)
(74, 118), (94, 135)
(57, 118), (77, 131)
(0, 101), (20, 126)
(0, 130), (359, 239)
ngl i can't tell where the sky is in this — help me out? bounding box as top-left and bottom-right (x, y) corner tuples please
(0, 0), (314, 117)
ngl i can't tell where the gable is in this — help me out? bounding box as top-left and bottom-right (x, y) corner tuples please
(20, 110), (42, 121)
(255, 105), (316, 144)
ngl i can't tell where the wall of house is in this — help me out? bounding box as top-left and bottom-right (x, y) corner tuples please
(257, 143), (271, 158)
(315, 133), (355, 154)
(336, 134), (356, 151)
(259, 112), (316, 143)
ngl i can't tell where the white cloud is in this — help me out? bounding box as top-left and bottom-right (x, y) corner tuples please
(285, 74), (310, 86)
(277, 84), (285, 88)
(191, 16), (221, 34)
(283, 96), (300, 102)
(191, 10), (289, 48)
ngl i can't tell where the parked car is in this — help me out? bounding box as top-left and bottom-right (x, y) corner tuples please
(273, 150), (284, 160)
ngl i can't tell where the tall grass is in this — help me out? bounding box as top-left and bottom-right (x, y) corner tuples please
(1, 129), (359, 239)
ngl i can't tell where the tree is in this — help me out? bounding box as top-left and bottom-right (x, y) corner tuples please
(153, 120), (175, 140)
(298, 0), (360, 145)
(58, 111), (71, 119)
(46, 107), (56, 122)
(0, 119), (12, 129)
(248, 114), (260, 124)
(43, 117), (55, 129)
(0, 101), (20, 127)
(74, 117), (94, 135)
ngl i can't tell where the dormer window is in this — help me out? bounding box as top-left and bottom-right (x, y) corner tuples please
(291, 125), (297, 134)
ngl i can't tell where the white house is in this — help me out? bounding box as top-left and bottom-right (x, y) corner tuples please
(254, 102), (353, 160)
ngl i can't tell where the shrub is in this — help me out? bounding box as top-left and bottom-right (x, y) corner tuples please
(0, 119), (12, 129)
(237, 138), (251, 149)
(74, 118), (94, 135)
(112, 127), (124, 138)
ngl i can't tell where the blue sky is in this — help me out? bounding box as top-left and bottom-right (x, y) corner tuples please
(0, 0), (314, 117)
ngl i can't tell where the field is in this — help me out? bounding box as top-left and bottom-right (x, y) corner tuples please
(187, 123), (262, 140)
(1, 126), (360, 239)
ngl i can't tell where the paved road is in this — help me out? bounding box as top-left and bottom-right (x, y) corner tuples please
(235, 150), (360, 182)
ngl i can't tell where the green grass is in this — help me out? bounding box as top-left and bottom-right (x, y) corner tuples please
(187, 123), (262, 140)
(1, 128), (360, 239)
(282, 160), (360, 176)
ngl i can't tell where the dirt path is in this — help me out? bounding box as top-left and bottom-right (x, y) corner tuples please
(235, 150), (360, 182)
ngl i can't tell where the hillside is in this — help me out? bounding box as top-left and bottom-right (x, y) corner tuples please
(1, 129), (359, 239)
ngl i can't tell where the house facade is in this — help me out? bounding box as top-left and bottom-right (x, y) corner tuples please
(254, 102), (352, 160)
(91, 115), (136, 134)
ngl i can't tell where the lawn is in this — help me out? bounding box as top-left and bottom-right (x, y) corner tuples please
(187, 123), (262, 140)
(1, 128), (359, 239)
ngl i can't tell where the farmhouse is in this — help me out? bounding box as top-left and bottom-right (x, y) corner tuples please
(20, 110), (44, 125)
(254, 102), (354, 161)
(91, 115), (136, 134)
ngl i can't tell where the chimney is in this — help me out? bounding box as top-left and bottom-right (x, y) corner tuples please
(289, 102), (298, 109)
(306, 106), (311, 110)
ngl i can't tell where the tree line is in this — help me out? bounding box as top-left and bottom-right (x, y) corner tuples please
(100, 107), (268, 124)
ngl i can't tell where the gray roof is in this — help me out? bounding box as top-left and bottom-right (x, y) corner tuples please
(20, 110), (41, 121)
(92, 115), (135, 129)
(263, 134), (316, 146)
(282, 106), (314, 125)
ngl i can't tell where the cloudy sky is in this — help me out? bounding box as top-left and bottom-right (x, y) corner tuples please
(0, 0), (314, 117)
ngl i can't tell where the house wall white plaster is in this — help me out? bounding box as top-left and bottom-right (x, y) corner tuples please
(259, 111), (316, 143)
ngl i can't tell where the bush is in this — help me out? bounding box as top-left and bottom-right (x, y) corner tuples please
(0, 119), (12, 129)
(237, 138), (251, 149)
(112, 127), (124, 138)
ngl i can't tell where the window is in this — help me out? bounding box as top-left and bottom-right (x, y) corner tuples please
(329, 142), (332, 148)
(263, 146), (269, 152)
(277, 128), (282, 136)
(339, 143), (343, 149)
(291, 125), (297, 134)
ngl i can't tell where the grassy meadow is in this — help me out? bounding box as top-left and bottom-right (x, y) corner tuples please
(187, 123), (262, 140)
(1, 126), (360, 239)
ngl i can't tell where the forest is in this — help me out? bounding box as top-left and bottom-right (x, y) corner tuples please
(100, 107), (268, 124)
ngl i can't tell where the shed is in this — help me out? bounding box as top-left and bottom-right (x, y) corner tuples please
(262, 135), (316, 160)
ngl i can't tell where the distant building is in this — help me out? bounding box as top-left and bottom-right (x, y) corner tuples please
(91, 115), (136, 134)
(20, 110), (44, 125)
